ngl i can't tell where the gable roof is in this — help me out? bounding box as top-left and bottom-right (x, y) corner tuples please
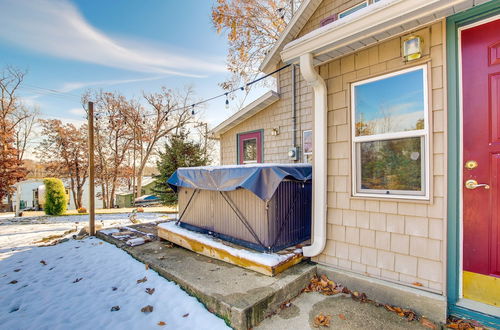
(211, 91), (280, 138)
(259, 0), (321, 74)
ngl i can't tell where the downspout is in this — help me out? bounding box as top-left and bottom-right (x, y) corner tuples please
(291, 64), (297, 151)
(300, 53), (327, 257)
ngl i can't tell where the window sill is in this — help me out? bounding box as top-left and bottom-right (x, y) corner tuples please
(350, 193), (432, 204)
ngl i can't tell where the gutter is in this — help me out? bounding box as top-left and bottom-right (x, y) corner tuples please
(299, 53), (327, 257)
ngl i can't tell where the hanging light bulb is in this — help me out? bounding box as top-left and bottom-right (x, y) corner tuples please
(225, 93), (229, 110)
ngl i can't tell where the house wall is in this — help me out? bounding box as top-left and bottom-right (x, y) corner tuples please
(220, 0), (447, 295)
(311, 21), (447, 294)
(298, 0), (368, 37)
(219, 65), (314, 164)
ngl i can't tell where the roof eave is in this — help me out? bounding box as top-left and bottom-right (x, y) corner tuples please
(211, 91), (280, 138)
(259, 0), (321, 74)
(280, 0), (470, 65)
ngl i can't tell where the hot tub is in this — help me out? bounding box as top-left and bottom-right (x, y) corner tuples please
(167, 164), (312, 252)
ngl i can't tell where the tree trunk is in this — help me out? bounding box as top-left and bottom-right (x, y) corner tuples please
(101, 183), (107, 209)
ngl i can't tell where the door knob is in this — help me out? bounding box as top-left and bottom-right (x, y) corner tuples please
(465, 179), (490, 190)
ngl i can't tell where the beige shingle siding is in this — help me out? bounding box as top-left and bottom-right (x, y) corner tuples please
(315, 21), (446, 294)
(219, 0), (446, 294)
(297, 0), (367, 38)
(219, 65), (313, 165)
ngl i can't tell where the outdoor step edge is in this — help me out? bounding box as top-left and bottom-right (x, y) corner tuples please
(240, 263), (317, 329)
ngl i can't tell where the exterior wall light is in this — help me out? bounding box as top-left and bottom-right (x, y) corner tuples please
(403, 36), (422, 61)
(271, 127), (280, 136)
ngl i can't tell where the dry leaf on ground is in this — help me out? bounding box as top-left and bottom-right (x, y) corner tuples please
(137, 276), (147, 284)
(40, 260), (47, 265)
(9, 280), (18, 284)
(110, 306), (120, 312)
(157, 321), (166, 326)
(145, 288), (155, 295)
(141, 305), (154, 313)
(72, 278), (83, 283)
(182, 313), (189, 317)
(145, 264), (149, 270)
(313, 313), (331, 328)
(420, 318), (437, 329)
(338, 314), (346, 320)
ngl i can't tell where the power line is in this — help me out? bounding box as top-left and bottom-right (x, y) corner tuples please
(19, 63), (291, 116)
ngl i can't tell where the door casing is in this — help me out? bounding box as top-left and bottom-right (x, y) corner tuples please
(447, 2), (500, 326)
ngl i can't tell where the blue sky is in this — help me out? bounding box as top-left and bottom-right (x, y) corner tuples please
(0, 0), (268, 128)
(354, 69), (425, 134)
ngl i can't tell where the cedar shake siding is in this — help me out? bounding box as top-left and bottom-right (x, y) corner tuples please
(218, 0), (446, 294)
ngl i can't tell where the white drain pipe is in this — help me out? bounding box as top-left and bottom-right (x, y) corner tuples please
(300, 53), (327, 257)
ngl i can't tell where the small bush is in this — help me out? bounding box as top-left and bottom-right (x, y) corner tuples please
(77, 207), (87, 214)
(43, 178), (67, 216)
(136, 207), (144, 213)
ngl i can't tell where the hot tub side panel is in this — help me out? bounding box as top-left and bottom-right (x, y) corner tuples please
(178, 187), (271, 250)
(267, 181), (312, 251)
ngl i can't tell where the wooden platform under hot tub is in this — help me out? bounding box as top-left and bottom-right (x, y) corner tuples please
(157, 222), (306, 276)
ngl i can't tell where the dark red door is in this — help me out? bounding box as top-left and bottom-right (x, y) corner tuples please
(462, 18), (500, 291)
(238, 131), (262, 164)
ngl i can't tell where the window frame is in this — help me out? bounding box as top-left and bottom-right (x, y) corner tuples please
(236, 129), (263, 165)
(350, 65), (430, 200)
(242, 137), (258, 164)
(338, 1), (369, 19)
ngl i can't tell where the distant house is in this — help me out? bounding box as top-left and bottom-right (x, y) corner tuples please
(115, 177), (158, 208)
(211, 0), (500, 326)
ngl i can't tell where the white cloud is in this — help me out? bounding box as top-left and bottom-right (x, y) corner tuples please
(68, 108), (86, 116)
(59, 76), (167, 92)
(0, 0), (226, 77)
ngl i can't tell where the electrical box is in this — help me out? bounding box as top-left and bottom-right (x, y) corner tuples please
(288, 146), (299, 161)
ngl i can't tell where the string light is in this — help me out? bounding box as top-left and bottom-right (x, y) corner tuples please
(21, 64), (291, 118)
(224, 92), (229, 110)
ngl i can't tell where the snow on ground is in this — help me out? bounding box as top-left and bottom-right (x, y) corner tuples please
(0, 237), (229, 330)
(0, 213), (174, 260)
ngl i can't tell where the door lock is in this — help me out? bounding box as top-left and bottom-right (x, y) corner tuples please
(465, 179), (490, 190)
(465, 160), (478, 170)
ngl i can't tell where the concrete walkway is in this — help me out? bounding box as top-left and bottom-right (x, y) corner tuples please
(256, 291), (427, 330)
(97, 223), (434, 330)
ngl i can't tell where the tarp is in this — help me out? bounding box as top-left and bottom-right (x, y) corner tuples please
(167, 164), (312, 201)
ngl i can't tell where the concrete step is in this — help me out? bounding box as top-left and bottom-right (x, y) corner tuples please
(97, 228), (317, 330)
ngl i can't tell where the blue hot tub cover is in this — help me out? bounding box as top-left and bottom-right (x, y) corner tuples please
(167, 163), (312, 201)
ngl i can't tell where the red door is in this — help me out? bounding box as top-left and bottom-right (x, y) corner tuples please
(461, 18), (500, 305)
(238, 131), (262, 164)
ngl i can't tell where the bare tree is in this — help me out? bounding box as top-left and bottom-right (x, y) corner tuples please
(0, 67), (40, 162)
(13, 105), (39, 161)
(84, 91), (134, 208)
(37, 120), (88, 209)
(133, 87), (195, 199)
(212, 0), (301, 90)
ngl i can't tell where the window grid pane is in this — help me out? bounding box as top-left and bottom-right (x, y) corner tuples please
(357, 137), (424, 195)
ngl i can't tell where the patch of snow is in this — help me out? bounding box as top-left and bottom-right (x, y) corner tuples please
(0, 213), (172, 260)
(158, 222), (301, 267)
(0, 238), (228, 329)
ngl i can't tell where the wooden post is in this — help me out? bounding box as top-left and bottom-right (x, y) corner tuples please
(88, 101), (96, 235)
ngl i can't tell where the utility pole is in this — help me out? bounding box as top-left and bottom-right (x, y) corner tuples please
(88, 101), (96, 235)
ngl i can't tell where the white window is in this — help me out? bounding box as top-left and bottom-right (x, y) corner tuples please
(338, 1), (368, 19)
(351, 65), (429, 199)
